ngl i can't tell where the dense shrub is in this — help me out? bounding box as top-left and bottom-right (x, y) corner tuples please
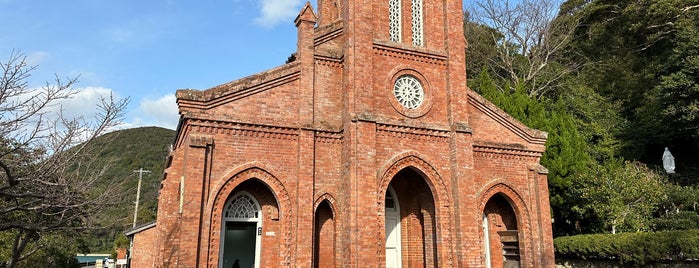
(554, 230), (699, 265)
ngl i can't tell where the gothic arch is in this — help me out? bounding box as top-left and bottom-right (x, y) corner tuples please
(476, 181), (529, 223)
(314, 193), (338, 213)
(207, 161), (287, 208)
(313, 194), (338, 268)
(204, 163), (292, 267)
(377, 151), (449, 207)
(376, 151), (452, 267)
(477, 181), (533, 267)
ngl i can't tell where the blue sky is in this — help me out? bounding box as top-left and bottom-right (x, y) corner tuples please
(1, 0), (315, 130)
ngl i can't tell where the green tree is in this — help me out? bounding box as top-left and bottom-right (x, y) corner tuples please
(559, 0), (699, 163)
(467, 0), (699, 237)
(646, 5), (699, 145)
(474, 71), (592, 234)
(557, 83), (626, 162)
(574, 159), (666, 233)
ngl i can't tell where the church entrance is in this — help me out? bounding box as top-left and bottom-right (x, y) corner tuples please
(384, 168), (438, 268)
(220, 192), (262, 268)
(483, 194), (520, 268)
(223, 222), (257, 268)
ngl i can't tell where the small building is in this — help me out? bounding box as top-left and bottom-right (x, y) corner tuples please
(124, 222), (157, 268)
(115, 247), (128, 268)
(76, 254), (111, 268)
(130, 0), (555, 267)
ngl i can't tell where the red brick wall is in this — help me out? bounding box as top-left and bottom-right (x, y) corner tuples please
(318, 0), (339, 26)
(134, 0), (555, 267)
(131, 227), (157, 268)
(313, 61), (343, 130)
(371, 0), (446, 50)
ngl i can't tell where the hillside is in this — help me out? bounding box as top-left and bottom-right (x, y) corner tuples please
(83, 126), (176, 251)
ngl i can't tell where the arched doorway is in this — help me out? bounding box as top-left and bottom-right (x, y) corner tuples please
(384, 168), (438, 268)
(220, 191), (262, 268)
(314, 200), (336, 268)
(483, 194), (520, 268)
(216, 171), (291, 268)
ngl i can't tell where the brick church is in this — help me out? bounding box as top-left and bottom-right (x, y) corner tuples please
(127, 0), (555, 267)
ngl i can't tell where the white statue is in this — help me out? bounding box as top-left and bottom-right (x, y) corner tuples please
(662, 147), (675, 174)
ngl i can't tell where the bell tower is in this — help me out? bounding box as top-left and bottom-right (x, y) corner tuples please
(320, 0), (470, 128)
(303, 0), (477, 266)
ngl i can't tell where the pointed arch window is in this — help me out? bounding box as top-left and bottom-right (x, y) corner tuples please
(411, 0), (423, 46)
(389, 0), (402, 42)
(314, 201), (336, 268)
(389, 0), (424, 46)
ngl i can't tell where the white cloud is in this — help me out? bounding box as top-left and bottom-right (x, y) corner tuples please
(57, 91), (179, 131)
(10, 86), (124, 143)
(53, 86), (120, 121)
(128, 94), (179, 130)
(253, 0), (304, 28)
(42, 87), (172, 133)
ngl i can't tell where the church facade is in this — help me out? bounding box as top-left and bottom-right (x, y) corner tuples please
(129, 0), (555, 267)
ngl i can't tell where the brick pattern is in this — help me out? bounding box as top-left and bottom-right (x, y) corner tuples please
(130, 227), (156, 268)
(318, 0), (340, 26)
(129, 0), (555, 267)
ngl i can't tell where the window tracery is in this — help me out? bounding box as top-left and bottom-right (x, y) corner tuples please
(411, 0), (423, 46)
(389, 0), (402, 42)
(224, 193), (260, 219)
(393, 75), (424, 109)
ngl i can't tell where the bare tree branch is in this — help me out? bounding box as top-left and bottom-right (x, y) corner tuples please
(0, 51), (130, 268)
(470, 0), (579, 98)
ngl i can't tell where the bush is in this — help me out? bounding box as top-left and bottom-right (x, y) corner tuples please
(554, 230), (699, 265)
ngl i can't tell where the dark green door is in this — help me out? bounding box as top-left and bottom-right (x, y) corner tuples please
(222, 222), (257, 268)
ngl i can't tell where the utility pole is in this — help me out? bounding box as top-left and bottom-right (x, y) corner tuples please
(132, 168), (151, 228)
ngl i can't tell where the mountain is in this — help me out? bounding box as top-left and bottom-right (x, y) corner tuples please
(83, 126), (176, 251)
